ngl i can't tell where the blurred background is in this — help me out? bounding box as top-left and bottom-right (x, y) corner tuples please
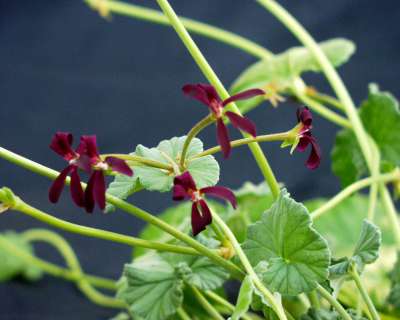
(0, 0), (399, 318)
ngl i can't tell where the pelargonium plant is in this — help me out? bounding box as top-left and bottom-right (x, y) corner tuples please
(0, 0), (399, 319)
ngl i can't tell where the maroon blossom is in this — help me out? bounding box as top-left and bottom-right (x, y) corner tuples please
(49, 132), (133, 213)
(172, 171), (237, 236)
(182, 83), (264, 158)
(296, 107), (321, 170)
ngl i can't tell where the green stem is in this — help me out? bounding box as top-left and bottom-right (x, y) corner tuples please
(349, 264), (380, 320)
(256, 0), (400, 245)
(189, 285), (224, 320)
(295, 92), (351, 128)
(155, 0), (281, 199)
(193, 132), (289, 158)
(367, 139), (381, 221)
(0, 146), (244, 279)
(212, 212), (287, 320)
(310, 170), (400, 220)
(0, 234), (116, 290)
(204, 291), (259, 320)
(316, 284), (352, 320)
(21, 229), (124, 309)
(256, 0), (373, 167)
(306, 90), (344, 111)
(176, 307), (192, 320)
(84, 0), (273, 60)
(101, 154), (172, 170)
(13, 199), (200, 256)
(180, 114), (214, 168)
(379, 184), (400, 246)
(85, 0), (350, 130)
(307, 290), (321, 309)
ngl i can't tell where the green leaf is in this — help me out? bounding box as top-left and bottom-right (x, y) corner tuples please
(230, 276), (254, 320)
(230, 39), (355, 111)
(117, 255), (184, 320)
(306, 195), (395, 257)
(225, 181), (274, 242)
(134, 201), (225, 258)
(163, 236), (229, 291)
(106, 137), (219, 204)
(134, 137), (219, 192)
(242, 190), (330, 295)
(352, 220), (381, 269)
(105, 176), (142, 213)
(0, 231), (42, 282)
(332, 84), (400, 187)
(109, 312), (133, 320)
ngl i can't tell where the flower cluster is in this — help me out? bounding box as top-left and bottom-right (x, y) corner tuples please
(183, 83), (264, 158)
(49, 132), (133, 213)
(172, 171), (236, 235)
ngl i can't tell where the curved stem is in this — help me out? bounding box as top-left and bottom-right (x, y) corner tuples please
(0, 234), (116, 290)
(379, 184), (400, 246)
(311, 170), (400, 220)
(13, 199), (200, 256)
(349, 265), (380, 320)
(0, 147), (244, 279)
(316, 284), (352, 320)
(180, 114), (214, 168)
(295, 92), (351, 128)
(84, 0), (273, 60)
(155, 0), (281, 199)
(256, 0), (372, 167)
(204, 290), (262, 320)
(306, 90), (344, 111)
(177, 307), (192, 320)
(193, 132), (289, 158)
(189, 285), (224, 320)
(212, 212), (287, 320)
(101, 154), (172, 170)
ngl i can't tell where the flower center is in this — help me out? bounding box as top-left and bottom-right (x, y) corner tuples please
(93, 161), (109, 171)
(188, 189), (202, 202)
(209, 99), (222, 118)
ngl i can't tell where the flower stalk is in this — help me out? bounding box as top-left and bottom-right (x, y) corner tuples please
(155, 0), (281, 199)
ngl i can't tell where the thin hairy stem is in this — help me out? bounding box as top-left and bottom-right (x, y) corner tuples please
(192, 132), (289, 158)
(100, 154), (172, 170)
(155, 0), (281, 199)
(311, 170), (400, 220)
(212, 212), (287, 320)
(349, 265), (380, 320)
(316, 284), (352, 320)
(189, 285), (224, 320)
(0, 146), (244, 279)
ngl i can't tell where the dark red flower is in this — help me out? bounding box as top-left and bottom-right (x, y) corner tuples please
(172, 171), (236, 236)
(49, 132), (133, 213)
(182, 83), (264, 158)
(296, 107), (321, 170)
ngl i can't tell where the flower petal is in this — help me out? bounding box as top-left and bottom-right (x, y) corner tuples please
(70, 167), (85, 207)
(182, 83), (221, 107)
(216, 118), (231, 158)
(93, 170), (106, 211)
(222, 89), (265, 107)
(191, 202), (207, 236)
(79, 135), (99, 160)
(49, 165), (73, 203)
(297, 107), (313, 127)
(173, 171), (197, 192)
(297, 135), (311, 152)
(306, 138), (321, 170)
(84, 173), (96, 213)
(172, 184), (189, 201)
(201, 186), (237, 209)
(49, 132), (75, 160)
(105, 157), (133, 176)
(225, 111), (257, 137)
(198, 199), (212, 226)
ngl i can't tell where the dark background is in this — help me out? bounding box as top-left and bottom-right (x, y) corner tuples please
(0, 0), (399, 319)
